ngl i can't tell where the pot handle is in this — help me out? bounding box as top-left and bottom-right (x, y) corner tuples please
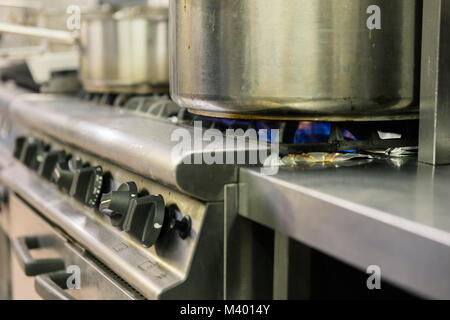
(0, 22), (77, 45)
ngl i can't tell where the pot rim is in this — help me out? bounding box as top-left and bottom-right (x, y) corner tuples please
(82, 6), (168, 21)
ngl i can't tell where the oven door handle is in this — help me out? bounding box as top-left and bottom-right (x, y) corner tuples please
(35, 272), (75, 300)
(12, 236), (65, 276)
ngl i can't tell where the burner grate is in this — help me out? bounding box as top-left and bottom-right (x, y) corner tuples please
(279, 121), (419, 154)
(179, 109), (419, 154)
(78, 92), (419, 155)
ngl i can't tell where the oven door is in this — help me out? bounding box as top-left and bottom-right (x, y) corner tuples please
(8, 193), (141, 300)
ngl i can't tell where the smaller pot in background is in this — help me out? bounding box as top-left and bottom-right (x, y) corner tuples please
(80, 6), (169, 94)
(0, 4), (169, 94)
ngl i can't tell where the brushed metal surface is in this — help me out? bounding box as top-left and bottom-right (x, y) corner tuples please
(223, 184), (273, 300)
(0, 81), (28, 110)
(170, 0), (419, 118)
(0, 82), (28, 156)
(418, 0), (450, 165)
(238, 161), (450, 299)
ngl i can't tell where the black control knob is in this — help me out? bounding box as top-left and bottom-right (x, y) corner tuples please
(123, 195), (192, 247)
(124, 194), (166, 248)
(13, 136), (28, 159)
(70, 166), (103, 207)
(52, 158), (81, 193)
(20, 139), (45, 170)
(167, 206), (192, 239)
(99, 182), (138, 229)
(38, 150), (66, 181)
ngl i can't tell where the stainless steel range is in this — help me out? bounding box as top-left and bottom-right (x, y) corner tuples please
(0, 87), (278, 299)
(0, 0), (450, 302)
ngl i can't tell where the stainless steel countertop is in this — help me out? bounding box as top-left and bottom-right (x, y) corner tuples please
(239, 159), (450, 299)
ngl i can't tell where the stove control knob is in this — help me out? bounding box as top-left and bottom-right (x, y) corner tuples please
(38, 150), (66, 181)
(124, 195), (166, 248)
(70, 166), (103, 207)
(99, 182), (138, 229)
(52, 158), (81, 193)
(20, 139), (45, 170)
(167, 206), (192, 239)
(13, 136), (28, 159)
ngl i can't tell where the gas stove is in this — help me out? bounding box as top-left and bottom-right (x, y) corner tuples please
(0, 83), (276, 299)
(1, 0), (450, 303)
(0, 73), (449, 300)
(80, 90), (420, 156)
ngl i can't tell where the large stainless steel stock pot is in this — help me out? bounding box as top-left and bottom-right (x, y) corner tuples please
(170, 0), (420, 120)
